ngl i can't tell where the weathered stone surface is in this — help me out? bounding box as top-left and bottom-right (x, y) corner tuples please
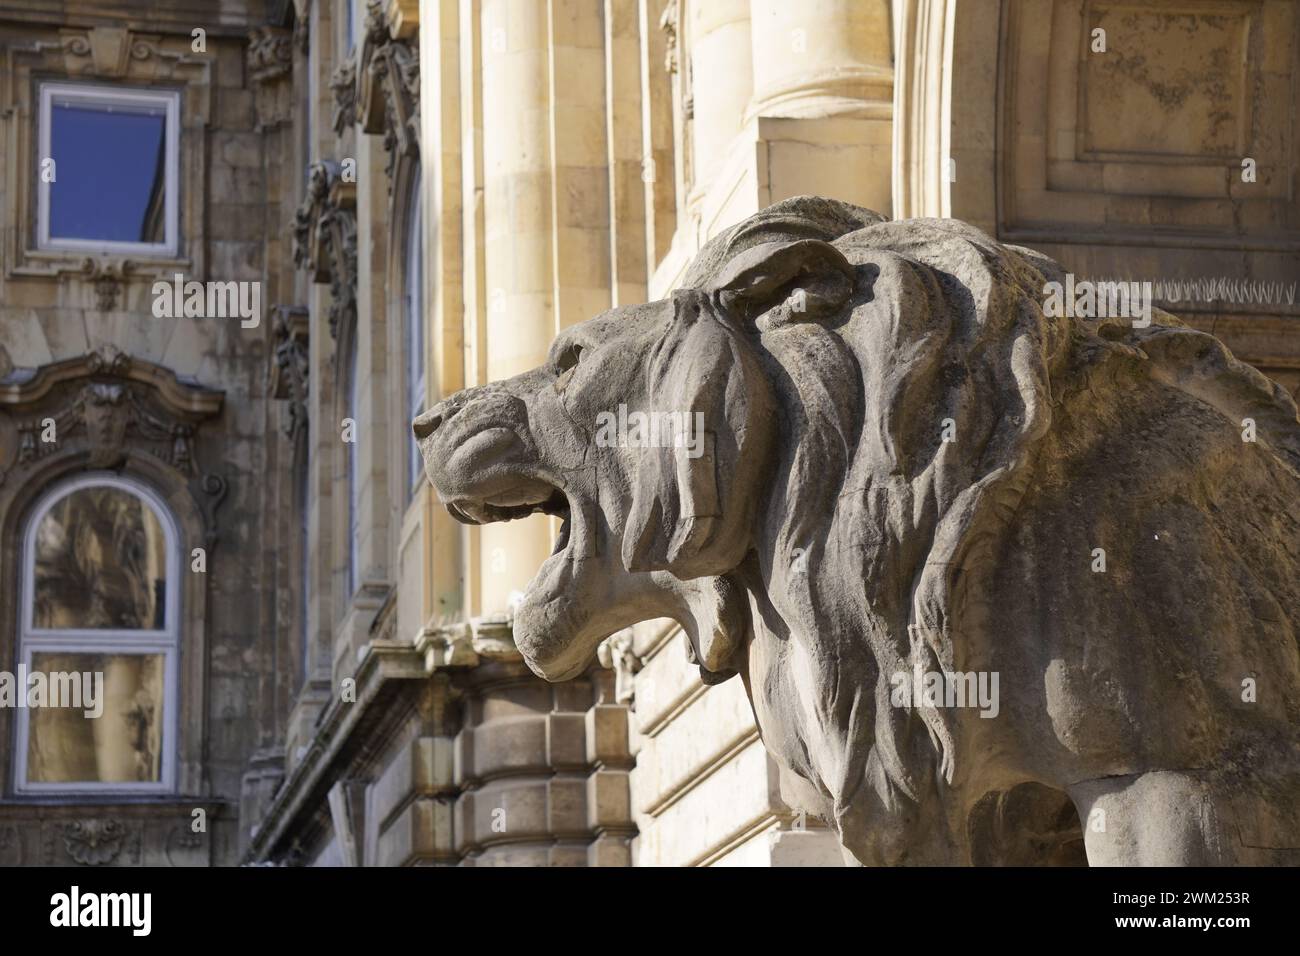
(417, 195), (1300, 865)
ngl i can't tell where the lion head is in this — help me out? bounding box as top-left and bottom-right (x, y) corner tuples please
(416, 197), (1300, 864)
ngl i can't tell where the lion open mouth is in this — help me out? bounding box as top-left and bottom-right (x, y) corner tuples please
(445, 478), (601, 677)
(447, 482), (579, 562)
(447, 485), (570, 543)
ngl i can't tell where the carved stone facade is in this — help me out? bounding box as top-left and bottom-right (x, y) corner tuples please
(2, 0), (1295, 869)
(0, 1), (302, 866)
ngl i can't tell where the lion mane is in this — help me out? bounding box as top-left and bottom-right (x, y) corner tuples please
(681, 197), (1300, 863)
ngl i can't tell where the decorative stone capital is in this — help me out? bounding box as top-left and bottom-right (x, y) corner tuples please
(292, 162), (357, 340)
(355, 0), (421, 186)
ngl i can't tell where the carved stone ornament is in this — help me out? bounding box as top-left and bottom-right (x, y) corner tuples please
(270, 305), (310, 439)
(330, 59), (358, 135)
(355, 0), (421, 186)
(62, 819), (127, 866)
(0, 345), (227, 536)
(292, 162), (358, 340)
(248, 25), (295, 129)
(79, 257), (129, 312)
(415, 196), (1300, 866)
(597, 629), (640, 707)
(35, 26), (206, 79)
(249, 25), (293, 81)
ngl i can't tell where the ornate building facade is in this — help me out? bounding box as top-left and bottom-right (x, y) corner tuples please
(0, 0), (1295, 866)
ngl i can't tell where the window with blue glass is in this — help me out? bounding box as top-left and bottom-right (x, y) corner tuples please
(37, 83), (180, 256)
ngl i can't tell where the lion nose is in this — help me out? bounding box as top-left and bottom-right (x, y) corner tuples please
(412, 402), (451, 441)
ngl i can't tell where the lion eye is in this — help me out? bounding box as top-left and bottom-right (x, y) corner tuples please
(555, 343), (584, 374)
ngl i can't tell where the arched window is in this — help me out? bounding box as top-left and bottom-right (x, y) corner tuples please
(403, 169), (425, 498)
(14, 475), (179, 793)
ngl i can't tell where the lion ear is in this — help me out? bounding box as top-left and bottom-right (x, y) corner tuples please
(704, 239), (855, 321)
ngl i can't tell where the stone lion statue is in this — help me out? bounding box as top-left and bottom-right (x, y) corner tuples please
(415, 197), (1300, 865)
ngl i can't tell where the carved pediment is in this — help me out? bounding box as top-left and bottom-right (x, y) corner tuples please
(292, 162), (358, 341)
(43, 26), (207, 78)
(0, 345), (224, 483)
(355, 0), (420, 186)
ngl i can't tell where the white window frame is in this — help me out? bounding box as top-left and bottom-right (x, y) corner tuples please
(14, 473), (181, 795)
(36, 82), (181, 258)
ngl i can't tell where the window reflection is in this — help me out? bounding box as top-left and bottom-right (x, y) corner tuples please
(26, 653), (164, 784)
(32, 486), (167, 630)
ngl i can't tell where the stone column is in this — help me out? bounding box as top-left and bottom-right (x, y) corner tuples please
(449, 625), (635, 866)
(747, 0), (893, 120)
(451, 641), (595, 866)
(687, 0), (752, 186)
(742, 0), (894, 217)
(477, 0), (555, 617)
